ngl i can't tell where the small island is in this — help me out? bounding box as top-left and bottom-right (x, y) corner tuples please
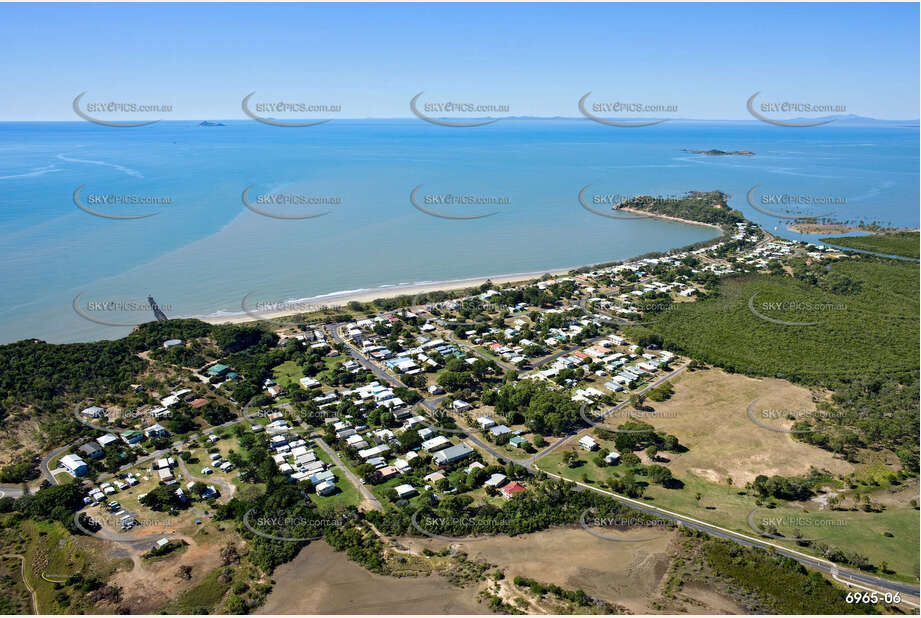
(683, 149), (754, 156)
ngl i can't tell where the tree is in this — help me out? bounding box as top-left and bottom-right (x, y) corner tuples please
(646, 445), (658, 461)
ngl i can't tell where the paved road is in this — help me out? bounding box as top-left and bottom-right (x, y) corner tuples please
(328, 323), (409, 390)
(314, 437), (383, 512)
(538, 468), (920, 606)
(40, 443), (73, 485)
(0, 485), (27, 499)
(521, 360), (690, 467)
(444, 332), (517, 373)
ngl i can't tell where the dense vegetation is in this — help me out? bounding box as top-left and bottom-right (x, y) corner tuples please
(632, 256), (919, 466)
(821, 231), (920, 260)
(698, 533), (880, 614)
(621, 191), (745, 227)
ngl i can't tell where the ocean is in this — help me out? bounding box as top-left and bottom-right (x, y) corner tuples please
(0, 119), (917, 344)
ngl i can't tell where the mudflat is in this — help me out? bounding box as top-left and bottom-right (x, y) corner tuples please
(256, 541), (489, 615)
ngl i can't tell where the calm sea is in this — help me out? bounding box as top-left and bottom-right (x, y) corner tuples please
(0, 119), (917, 344)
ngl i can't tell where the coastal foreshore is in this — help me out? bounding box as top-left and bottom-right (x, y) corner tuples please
(201, 208), (728, 327)
(200, 268), (574, 326)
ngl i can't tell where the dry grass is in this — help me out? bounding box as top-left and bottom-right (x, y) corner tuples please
(636, 368), (853, 485)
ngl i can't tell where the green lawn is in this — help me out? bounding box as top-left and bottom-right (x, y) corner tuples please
(537, 453), (920, 582)
(272, 360), (304, 389)
(163, 564), (231, 614)
(821, 231), (920, 260)
(308, 443), (362, 508)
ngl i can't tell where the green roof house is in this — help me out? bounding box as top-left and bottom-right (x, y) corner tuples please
(208, 363), (231, 377)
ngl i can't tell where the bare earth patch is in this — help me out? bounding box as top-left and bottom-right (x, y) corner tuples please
(398, 527), (677, 613)
(639, 368), (852, 485)
(256, 541), (489, 615)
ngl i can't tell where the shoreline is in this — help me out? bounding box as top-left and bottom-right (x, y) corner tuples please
(618, 206), (725, 231)
(199, 267), (575, 325)
(201, 211), (725, 327)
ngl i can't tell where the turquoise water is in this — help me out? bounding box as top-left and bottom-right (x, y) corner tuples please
(0, 120), (917, 344)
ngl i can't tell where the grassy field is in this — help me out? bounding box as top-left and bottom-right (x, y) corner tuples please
(308, 442), (362, 508)
(538, 453), (919, 582)
(271, 360), (305, 389)
(614, 368), (851, 484)
(821, 231), (920, 259)
(632, 259), (919, 383)
(162, 564), (231, 614)
(17, 519), (123, 614)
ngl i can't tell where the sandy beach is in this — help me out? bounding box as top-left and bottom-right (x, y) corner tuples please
(200, 268), (573, 326)
(201, 209), (726, 328)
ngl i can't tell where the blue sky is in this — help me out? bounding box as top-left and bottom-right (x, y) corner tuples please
(0, 2), (917, 120)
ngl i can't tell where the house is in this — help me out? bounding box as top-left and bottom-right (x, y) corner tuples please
(80, 406), (105, 419)
(509, 436), (528, 449)
(163, 339), (183, 348)
(310, 470), (336, 486)
(120, 430), (144, 445)
(484, 473), (507, 488)
(500, 481), (526, 500)
(394, 484), (417, 499)
(207, 363), (231, 377)
(427, 385), (444, 395)
(424, 471), (446, 484)
(452, 400), (472, 412)
(144, 424), (168, 438)
(433, 443), (474, 466)
(60, 454), (88, 477)
(299, 376), (321, 389)
(189, 398), (209, 409)
(358, 445), (390, 460)
(605, 451), (621, 465)
(476, 416), (496, 430)
(315, 480), (337, 496)
(421, 435), (451, 452)
(376, 466), (399, 481)
(78, 442), (103, 459)
(489, 424), (511, 437)
(96, 433), (119, 448)
(158, 467), (175, 482)
(579, 436), (598, 451)
(393, 458), (412, 474)
(266, 385), (286, 398)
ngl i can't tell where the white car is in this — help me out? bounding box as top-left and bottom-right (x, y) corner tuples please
(201, 467), (213, 475)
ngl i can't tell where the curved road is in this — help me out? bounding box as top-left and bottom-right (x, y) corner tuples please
(538, 468), (919, 605)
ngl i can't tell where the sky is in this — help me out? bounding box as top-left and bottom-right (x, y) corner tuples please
(0, 2), (918, 121)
